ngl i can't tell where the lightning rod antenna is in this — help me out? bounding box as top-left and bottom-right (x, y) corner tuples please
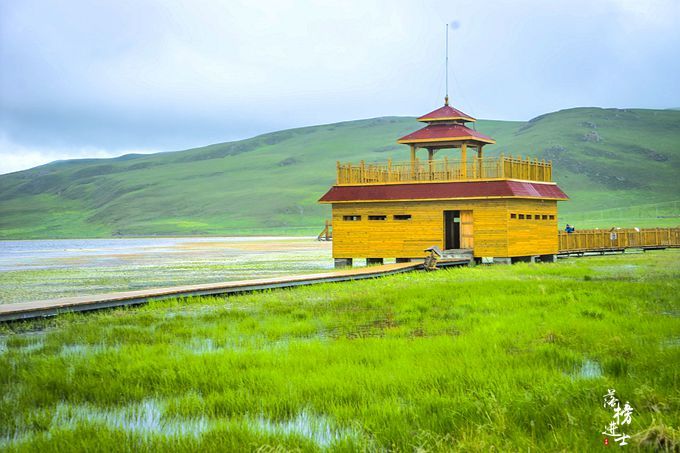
(445, 23), (449, 106)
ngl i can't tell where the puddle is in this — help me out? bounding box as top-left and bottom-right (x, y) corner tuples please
(1, 399), (359, 449)
(660, 310), (680, 318)
(251, 410), (359, 448)
(660, 337), (680, 349)
(60, 343), (116, 357)
(0, 399), (211, 448)
(53, 400), (210, 438)
(186, 338), (223, 354)
(574, 359), (603, 379)
(12, 338), (45, 354)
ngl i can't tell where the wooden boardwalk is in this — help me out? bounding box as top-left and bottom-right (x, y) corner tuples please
(0, 261), (430, 322)
(558, 227), (680, 255)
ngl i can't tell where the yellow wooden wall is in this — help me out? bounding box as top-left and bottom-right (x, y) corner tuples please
(506, 199), (559, 256)
(331, 198), (560, 259)
(331, 199), (510, 259)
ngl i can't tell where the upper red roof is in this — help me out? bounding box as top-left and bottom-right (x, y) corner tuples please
(397, 123), (495, 145)
(418, 104), (476, 123)
(319, 180), (568, 203)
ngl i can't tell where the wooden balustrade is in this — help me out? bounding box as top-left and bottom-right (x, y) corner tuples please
(336, 155), (552, 185)
(559, 228), (680, 253)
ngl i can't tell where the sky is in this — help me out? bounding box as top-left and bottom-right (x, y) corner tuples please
(1, 0), (679, 174)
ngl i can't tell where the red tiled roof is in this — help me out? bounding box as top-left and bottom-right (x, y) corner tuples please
(397, 123), (495, 145)
(418, 104), (475, 123)
(319, 181), (568, 203)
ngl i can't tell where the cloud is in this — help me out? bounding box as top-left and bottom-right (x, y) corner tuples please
(1, 0), (679, 173)
(0, 133), (155, 175)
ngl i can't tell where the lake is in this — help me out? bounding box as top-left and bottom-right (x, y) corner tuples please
(0, 237), (333, 304)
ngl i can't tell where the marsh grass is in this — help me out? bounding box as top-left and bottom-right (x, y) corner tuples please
(0, 250), (679, 451)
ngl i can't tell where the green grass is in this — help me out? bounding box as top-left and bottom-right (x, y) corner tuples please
(1, 250), (679, 451)
(559, 200), (680, 229)
(0, 108), (679, 239)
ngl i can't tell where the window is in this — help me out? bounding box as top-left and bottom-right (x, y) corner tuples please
(368, 215), (387, 221)
(510, 213), (517, 219)
(549, 215), (555, 220)
(526, 214), (532, 220)
(343, 215), (361, 221)
(518, 214), (525, 219)
(394, 214), (412, 220)
(542, 215), (548, 220)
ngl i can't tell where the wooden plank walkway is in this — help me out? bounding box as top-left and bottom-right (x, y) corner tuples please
(558, 227), (680, 255)
(0, 262), (426, 322)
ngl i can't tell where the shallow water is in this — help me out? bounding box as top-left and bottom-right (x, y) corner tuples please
(0, 237), (332, 304)
(574, 359), (603, 379)
(1, 398), (358, 449)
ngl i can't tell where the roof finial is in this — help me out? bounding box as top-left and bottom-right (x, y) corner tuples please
(444, 95), (449, 106)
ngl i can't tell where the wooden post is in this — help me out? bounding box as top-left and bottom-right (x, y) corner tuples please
(410, 145), (416, 180)
(444, 155), (449, 180)
(387, 158), (392, 182)
(499, 152), (504, 178)
(336, 161), (341, 184)
(524, 156), (529, 180)
(534, 157), (539, 181)
(360, 160), (365, 184)
(461, 143), (467, 179)
(478, 146), (484, 178)
(541, 158), (546, 181)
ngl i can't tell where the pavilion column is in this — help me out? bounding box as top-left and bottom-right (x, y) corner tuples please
(478, 145), (484, 178)
(427, 148), (435, 180)
(410, 144), (416, 179)
(461, 143), (467, 179)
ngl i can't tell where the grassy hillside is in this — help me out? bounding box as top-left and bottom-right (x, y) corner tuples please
(0, 108), (679, 238)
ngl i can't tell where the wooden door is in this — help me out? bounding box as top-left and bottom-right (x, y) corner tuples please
(460, 210), (474, 249)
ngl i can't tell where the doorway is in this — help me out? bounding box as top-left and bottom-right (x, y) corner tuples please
(444, 210), (473, 250)
(444, 211), (460, 249)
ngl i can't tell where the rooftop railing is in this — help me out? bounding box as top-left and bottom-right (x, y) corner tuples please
(336, 155), (552, 185)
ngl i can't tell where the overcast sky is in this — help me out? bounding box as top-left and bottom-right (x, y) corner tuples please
(1, 0), (679, 174)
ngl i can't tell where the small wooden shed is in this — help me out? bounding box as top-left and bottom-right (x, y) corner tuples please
(319, 98), (568, 266)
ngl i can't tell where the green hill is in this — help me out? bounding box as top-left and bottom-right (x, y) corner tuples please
(1, 107), (679, 239)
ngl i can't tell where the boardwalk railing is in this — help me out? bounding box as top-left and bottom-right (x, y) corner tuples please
(559, 227), (680, 254)
(337, 155), (552, 185)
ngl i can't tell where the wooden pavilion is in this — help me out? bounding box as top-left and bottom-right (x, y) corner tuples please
(319, 97), (569, 266)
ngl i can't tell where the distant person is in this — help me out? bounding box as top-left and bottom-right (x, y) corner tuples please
(565, 224), (574, 233)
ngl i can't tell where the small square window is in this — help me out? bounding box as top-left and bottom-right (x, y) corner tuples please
(519, 214), (525, 219)
(343, 215), (361, 221)
(526, 214), (532, 220)
(542, 215), (548, 220)
(368, 215), (387, 221)
(549, 215), (555, 220)
(510, 213), (517, 219)
(394, 214), (411, 220)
